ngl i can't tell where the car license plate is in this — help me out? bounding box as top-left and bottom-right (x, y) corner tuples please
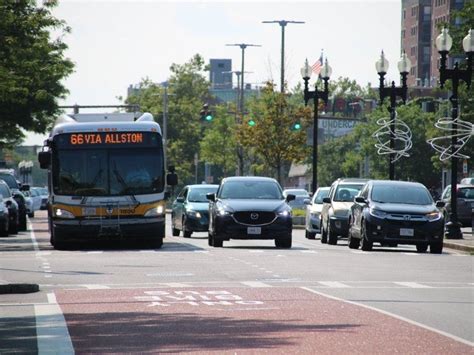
(82, 207), (97, 216)
(247, 227), (261, 235)
(400, 228), (414, 237)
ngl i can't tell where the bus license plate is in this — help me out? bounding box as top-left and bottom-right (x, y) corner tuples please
(400, 228), (414, 237)
(247, 227), (261, 235)
(83, 207), (97, 216)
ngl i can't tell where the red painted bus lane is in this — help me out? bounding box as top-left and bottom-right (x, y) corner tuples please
(53, 287), (472, 354)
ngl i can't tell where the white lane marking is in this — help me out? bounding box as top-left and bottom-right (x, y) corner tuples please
(403, 253), (418, 256)
(351, 250), (370, 254)
(394, 282), (432, 288)
(47, 293), (57, 304)
(29, 220), (39, 252)
(272, 275), (280, 278)
(35, 293), (74, 354)
(241, 281), (272, 288)
(194, 250), (209, 253)
(249, 250), (264, 253)
(82, 284), (110, 290)
(301, 286), (474, 347)
(301, 250), (317, 253)
(160, 283), (192, 287)
(86, 251), (103, 254)
(319, 281), (350, 288)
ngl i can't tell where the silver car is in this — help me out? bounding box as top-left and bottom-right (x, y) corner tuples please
(440, 184), (474, 227)
(304, 187), (330, 239)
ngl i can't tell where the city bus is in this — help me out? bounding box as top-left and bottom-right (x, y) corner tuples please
(38, 112), (177, 249)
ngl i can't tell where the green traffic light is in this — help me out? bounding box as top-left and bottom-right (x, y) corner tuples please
(248, 119), (256, 127)
(205, 114), (213, 121)
(293, 122), (301, 130)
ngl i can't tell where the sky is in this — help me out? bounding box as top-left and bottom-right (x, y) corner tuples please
(24, 0), (401, 145)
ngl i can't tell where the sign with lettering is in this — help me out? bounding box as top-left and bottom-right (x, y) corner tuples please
(54, 132), (161, 149)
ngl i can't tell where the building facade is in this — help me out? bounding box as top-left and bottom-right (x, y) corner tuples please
(401, 0), (466, 87)
(209, 59), (232, 90)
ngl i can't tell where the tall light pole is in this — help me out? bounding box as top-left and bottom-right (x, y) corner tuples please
(375, 51), (411, 180)
(226, 43), (261, 175)
(262, 20), (305, 93)
(226, 43), (261, 114)
(301, 58), (332, 194)
(434, 28), (473, 239)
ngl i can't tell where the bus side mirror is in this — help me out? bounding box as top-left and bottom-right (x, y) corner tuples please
(38, 151), (50, 169)
(166, 173), (178, 186)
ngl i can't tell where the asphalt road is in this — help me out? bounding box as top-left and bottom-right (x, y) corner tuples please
(0, 211), (472, 353)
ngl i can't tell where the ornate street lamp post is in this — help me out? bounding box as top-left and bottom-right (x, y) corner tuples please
(434, 28), (473, 239)
(301, 58), (331, 194)
(375, 51), (411, 180)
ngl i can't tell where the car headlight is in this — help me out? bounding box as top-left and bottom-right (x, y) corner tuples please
(310, 211), (321, 217)
(144, 205), (165, 217)
(333, 209), (350, 217)
(369, 208), (387, 218)
(278, 210), (291, 217)
(426, 211), (442, 221)
(54, 208), (75, 219)
(186, 210), (202, 218)
(217, 208), (231, 216)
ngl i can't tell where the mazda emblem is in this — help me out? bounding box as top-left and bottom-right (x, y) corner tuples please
(250, 213), (259, 220)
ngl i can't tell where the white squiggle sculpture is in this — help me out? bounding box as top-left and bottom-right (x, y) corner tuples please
(427, 116), (473, 161)
(372, 111), (413, 163)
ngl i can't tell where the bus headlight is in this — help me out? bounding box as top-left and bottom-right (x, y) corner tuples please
(144, 205), (165, 217)
(54, 208), (74, 219)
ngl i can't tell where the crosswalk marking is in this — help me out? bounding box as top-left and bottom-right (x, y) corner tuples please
(241, 281), (272, 288)
(319, 281), (350, 288)
(82, 284), (110, 290)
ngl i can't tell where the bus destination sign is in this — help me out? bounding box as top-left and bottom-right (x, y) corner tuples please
(55, 132), (160, 149)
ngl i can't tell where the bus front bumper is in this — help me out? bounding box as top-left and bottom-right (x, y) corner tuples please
(52, 216), (165, 240)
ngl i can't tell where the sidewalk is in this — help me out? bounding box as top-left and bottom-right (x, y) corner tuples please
(443, 227), (474, 253)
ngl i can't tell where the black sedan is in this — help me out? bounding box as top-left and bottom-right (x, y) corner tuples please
(207, 176), (295, 248)
(171, 184), (218, 238)
(348, 180), (445, 253)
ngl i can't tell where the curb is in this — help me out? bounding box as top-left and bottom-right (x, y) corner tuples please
(442, 242), (474, 253)
(0, 283), (40, 294)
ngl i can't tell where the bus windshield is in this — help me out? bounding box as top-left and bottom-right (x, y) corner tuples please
(53, 148), (164, 196)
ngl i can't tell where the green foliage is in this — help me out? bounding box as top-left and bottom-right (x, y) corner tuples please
(200, 105), (237, 177)
(447, 2), (474, 56)
(237, 82), (311, 184)
(0, 0), (74, 147)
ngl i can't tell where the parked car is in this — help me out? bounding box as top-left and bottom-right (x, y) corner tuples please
(283, 188), (310, 210)
(171, 184), (219, 238)
(0, 194), (10, 237)
(348, 180), (445, 253)
(207, 176), (295, 248)
(0, 180), (19, 235)
(460, 177), (474, 185)
(34, 187), (49, 210)
(22, 192), (34, 218)
(321, 178), (369, 245)
(304, 186), (330, 239)
(440, 184), (474, 227)
(23, 188), (42, 217)
(0, 171), (28, 231)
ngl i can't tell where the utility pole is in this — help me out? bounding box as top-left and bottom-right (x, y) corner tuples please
(162, 82), (169, 169)
(226, 43), (261, 175)
(262, 20), (305, 93)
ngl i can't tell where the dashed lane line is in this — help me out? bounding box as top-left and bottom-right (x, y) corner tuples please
(318, 281), (350, 288)
(241, 281), (272, 288)
(394, 282), (433, 288)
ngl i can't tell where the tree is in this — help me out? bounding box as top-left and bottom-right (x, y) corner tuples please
(237, 82), (311, 184)
(200, 105), (237, 177)
(125, 54), (211, 187)
(0, 0), (74, 147)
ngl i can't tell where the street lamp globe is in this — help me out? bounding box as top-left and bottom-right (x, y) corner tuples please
(320, 58), (332, 79)
(300, 59), (312, 79)
(375, 50), (389, 74)
(462, 29), (473, 53)
(435, 27), (453, 52)
(397, 51), (412, 74)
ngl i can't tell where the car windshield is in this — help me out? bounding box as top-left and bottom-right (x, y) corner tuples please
(219, 180), (283, 200)
(285, 189), (309, 197)
(458, 187), (474, 199)
(188, 187), (218, 202)
(0, 184), (10, 198)
(334, 184), (365, 202)
(313, 188), (330, 204)
(0, 174), (19, 190)
(371, 184), (433, 205)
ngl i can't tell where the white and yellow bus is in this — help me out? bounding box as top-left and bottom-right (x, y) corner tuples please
(38, 112), (177, 249)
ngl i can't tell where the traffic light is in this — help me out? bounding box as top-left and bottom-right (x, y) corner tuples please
(200, 104), (213, 122)
(248, 118), (256, 127)
(291, 122), (302, 131)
